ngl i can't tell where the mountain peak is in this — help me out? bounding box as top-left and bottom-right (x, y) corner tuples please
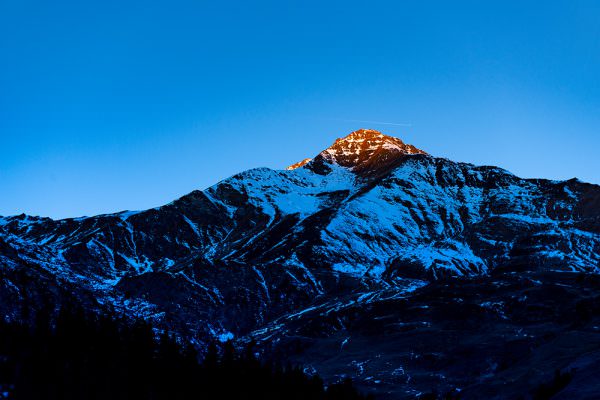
(335, 128), (387, 141)
(286, 129), (426, 172)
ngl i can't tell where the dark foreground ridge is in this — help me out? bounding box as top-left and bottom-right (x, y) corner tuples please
(1, 129), (600, 398)
(0, 300), (370, 400)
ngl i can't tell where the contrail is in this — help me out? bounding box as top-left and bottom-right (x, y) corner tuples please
(334, 119), (413, 127)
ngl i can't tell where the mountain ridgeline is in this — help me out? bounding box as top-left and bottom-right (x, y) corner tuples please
(1, 129), (600, 398)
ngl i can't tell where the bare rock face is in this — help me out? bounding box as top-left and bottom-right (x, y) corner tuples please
(1, 129), (600, 398)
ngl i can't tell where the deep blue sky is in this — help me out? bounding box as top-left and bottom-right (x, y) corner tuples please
(2, 1), (599, 218)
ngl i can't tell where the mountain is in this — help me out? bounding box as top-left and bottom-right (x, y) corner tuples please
(1, 128), (600, 398)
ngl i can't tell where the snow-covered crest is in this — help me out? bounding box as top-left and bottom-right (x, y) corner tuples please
(286, 158), (312, 170)
(286, 128), (427, 171)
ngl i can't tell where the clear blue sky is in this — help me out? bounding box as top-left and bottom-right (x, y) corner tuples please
(2, 0), (599, 218)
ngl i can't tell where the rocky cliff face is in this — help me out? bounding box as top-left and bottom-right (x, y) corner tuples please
(1, 129), (600, 398)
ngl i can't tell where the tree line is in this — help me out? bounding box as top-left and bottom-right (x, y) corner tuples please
(0, 302), (371, 400)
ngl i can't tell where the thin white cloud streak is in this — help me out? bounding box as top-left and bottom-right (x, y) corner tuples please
(333, 119), (413, 127)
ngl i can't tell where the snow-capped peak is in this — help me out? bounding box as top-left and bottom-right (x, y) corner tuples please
(286, 129), (426, 173)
